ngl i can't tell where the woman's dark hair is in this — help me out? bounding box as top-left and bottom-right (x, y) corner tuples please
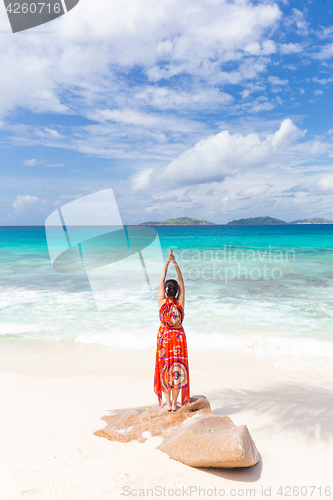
(164, 279), (179, 298)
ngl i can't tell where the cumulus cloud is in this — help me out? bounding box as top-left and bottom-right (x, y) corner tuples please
(313, 77), (333, 85)
(268, 76), (288, 86)
(12, 195), (40, 211)
(314, 43), (333, 60)
(236, 184), (271, 197)
(316, 26), (333, 40)
(317, 175), (333, 191)
(131, 119), (330, 191)
(131, 86), (233, 109)
(286, 8), (309, 37)
(23, 158), (38, 166)
(280, 43), (303, 54)
(0, 0), (282, 118)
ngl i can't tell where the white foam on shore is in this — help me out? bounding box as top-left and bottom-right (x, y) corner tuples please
(188, 330), (333, 371)
(1, 285), (333, 371)
(70, 328), (333, 372)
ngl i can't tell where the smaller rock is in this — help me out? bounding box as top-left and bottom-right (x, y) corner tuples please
(93, 397), (211, 443)
(158, 415), (259, 468)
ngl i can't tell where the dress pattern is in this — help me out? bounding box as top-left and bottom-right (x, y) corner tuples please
(154, 298), (190, 406)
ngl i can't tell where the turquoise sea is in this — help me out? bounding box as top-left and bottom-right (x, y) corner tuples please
(1, 225), (333, 370)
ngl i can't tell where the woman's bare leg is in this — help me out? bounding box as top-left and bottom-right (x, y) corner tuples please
(171, 388), (180, 411)
(163, 390), (172, 410)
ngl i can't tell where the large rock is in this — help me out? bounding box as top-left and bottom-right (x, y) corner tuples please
(158, 415), (259, 468)
(94, 396), (259, 468)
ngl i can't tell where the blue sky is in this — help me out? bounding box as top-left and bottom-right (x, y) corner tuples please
(1, 0), (333, 224)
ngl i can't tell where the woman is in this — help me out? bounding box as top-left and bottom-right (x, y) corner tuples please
(154, 249), (190, 411)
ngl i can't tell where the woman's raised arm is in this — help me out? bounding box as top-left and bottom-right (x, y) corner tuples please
(171, 251), (185, 308)
(158, 252), (172, 306)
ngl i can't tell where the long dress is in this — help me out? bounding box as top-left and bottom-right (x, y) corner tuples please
(154, 297), (190, 406)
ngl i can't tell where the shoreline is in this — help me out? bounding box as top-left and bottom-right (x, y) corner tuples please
(1, 338), (333, 499)
(1, 336), (333, 383)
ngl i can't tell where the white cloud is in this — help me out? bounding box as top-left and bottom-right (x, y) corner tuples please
(36, 128), (64, 139)
(23, 158), (38, 166)
(241, 90), (251, 99)
(314, 43), (333, 60)
(120, 163), (333, 224)
(244, 40), (276, 56)
(237, 184), (271, 197)
(317, 174), (333, 191)
(23, 158), (59, 167)
(267, 118), (303, 149)
(6, 112), (208, 163)
(268, 76), (288, 86)
(232, 95), (276, 114)
(145, 205), (160, 213)
(134, 168), (155, 191)
(0, 0), (282, 119)
(2, 1), (333, 226)
(287, 9), (309, 37)
(313, 77), (333, 85)
(132, 86), (233, 109)
(284, 64), (297, 70)
(90, 109), (166, 127)
(316, 26), (333, 40)
(12, 195), (40, 211)
(247, 99), (274, 113)
(280, 43), (303, 54)
(131, 118), (330, 191)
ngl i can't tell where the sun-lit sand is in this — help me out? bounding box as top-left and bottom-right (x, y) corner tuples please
(0, 338), (332, 500)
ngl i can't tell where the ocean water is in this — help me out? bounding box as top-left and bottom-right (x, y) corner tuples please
(1, 225), (333, 370)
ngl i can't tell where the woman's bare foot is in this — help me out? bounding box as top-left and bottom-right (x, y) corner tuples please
(164, 403), (172, 411)
(171, 402), (178, 412)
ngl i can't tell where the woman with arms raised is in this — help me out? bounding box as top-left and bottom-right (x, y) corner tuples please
(154, 249), (190, 412)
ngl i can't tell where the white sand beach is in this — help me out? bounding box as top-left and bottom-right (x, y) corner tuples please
(0, 339), (332, 500)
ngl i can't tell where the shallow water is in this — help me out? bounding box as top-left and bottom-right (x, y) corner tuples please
(0, 225), (333, 370)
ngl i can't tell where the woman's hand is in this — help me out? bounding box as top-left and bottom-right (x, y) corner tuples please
(166, 249), (173, 264)
(170, 249), (176, 263)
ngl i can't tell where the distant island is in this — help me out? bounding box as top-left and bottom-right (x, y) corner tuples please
(141, 215), (333, 226)
(227, 216), (333, 225)
(141, 217), (215, 226)
(227, 216), (287, 226)
(289, 218), (333, 225)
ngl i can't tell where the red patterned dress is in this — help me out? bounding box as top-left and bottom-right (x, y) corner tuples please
(154, 297), (190, 406)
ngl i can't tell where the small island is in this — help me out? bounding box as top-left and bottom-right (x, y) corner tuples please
(227, 216), (333, 225)
(141, 217), (215, 226)
(289, 218), (333, 225)
(227, 216), (287, 226)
